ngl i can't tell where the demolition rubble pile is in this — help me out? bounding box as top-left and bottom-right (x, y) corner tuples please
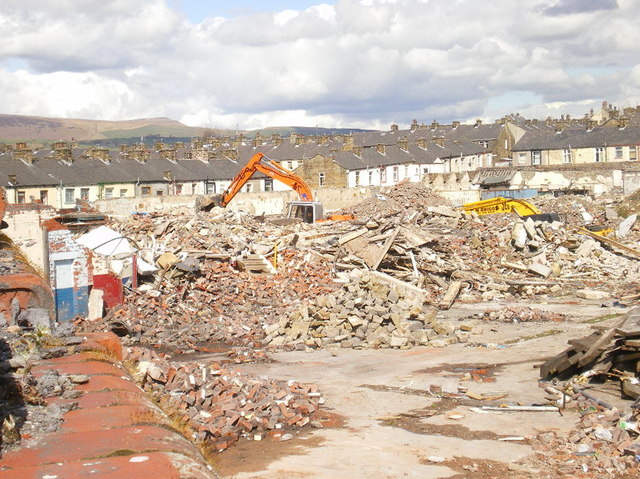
(338, 181), (452, 220)
(480, 306), (567, 323)
(81, 246), (338, 353)
(77, 183), (640, 355)
(530, 193), (612, 226)
(525, 398), (640, 476)
(308, 185), (640, 304)
(266, 269), (469, 349)
(129, 348), (324, 451)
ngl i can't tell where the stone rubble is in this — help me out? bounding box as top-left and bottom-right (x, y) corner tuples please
(266, 269), (467, 350)
(479, 306), (567, 323)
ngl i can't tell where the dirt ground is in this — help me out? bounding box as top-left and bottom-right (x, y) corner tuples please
(210, 298), (632, 478)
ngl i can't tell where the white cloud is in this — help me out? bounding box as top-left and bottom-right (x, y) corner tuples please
(0, 0), (639, 129)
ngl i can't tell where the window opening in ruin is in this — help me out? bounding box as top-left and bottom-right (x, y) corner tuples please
(532, 150), (541, 165)
(595, 147), (604, 162)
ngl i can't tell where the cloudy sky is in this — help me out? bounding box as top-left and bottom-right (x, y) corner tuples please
(1, 0), (639, 130)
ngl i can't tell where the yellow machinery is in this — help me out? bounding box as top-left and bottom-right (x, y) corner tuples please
(460, 197), (542, 217)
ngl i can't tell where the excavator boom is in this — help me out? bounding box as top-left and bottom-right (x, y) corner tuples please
(217, 152), (313, 207)
(460, 197), (541, 216)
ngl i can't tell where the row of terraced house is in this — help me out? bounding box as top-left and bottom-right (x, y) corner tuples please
(3, 104), (640, 208)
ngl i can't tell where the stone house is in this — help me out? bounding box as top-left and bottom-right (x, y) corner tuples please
(512, 124), (640, 167)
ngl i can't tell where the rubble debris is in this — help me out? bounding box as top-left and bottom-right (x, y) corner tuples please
(266, 270), (465, 350)
(480, 306), (566, 323)
(524, 396), (640, 477)
(541, 307), (640, 400)
(129, 348), (324, 452)
(79, 248), (338, 354)
(67, 183), (640, 358)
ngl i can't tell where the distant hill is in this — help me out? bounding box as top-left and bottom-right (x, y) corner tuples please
(252, 126), (373, 137)
(0, 113), (373, 145)
(0, 114), (223, 142)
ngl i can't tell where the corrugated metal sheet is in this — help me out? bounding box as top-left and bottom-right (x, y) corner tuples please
(438, 190), (481, 207)
(481, 189), (538, 200)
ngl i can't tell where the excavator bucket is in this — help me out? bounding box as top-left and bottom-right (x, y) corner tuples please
(195, 194), (225, 212)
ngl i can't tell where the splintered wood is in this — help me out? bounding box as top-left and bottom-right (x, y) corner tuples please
(540, 308), (640, 399)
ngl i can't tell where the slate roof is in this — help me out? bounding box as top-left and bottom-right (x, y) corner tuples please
(0, 151), (255, 188)
(351, 122), (504, 149)
(513, 125), (640, 151)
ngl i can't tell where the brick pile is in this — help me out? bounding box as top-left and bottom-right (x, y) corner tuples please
(80, 249), (338, 354)
(525, 398), (640, 476)
(338, 181), (450, 220)
(265, 270), (468, 349)
(129, 348), (324, 451)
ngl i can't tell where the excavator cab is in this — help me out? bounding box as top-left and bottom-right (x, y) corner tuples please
(286, 201), (323, 224)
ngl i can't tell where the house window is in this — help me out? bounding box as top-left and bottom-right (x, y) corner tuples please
(39, 190), (48, 204)
(141, 186), (151, 197)
(287, 161), (294, 170)
(595, 147), (604, 162)
(65, 188), (75, 203)
(518, 152), (527, 164)
(404, 165), (409, 178)
(368, 170), (374, 185)
(17, 191), (25, 204)
(105, 187), (113, 199)
(264, 178), (273, 191)
(156, 190), (163, 196)
(80, 188), (90, 200)
(630, 146), (638, 161)
(392, 166), (399, 182)
(562, 149), (572, 164)
(175, 183), (183, 195)
(355, 171), (360, 186)
(615, 146), (623, 159)
(205, 183), (215, 194)
(119, 189), (127, 198)
(244, 183), (253, 193)
(380, 167), (387, 183)
(532, 150), (541, 166)
(318, 172), (325, 186)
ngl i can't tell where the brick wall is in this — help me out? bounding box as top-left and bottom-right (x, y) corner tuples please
(4, 205), (56, 272)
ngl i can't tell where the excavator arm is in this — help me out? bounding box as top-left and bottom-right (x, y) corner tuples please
(460, 197), (541, 216)
(217, 152), (313, 207)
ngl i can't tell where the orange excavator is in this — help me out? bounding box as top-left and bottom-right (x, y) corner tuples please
(203, 152), (352, 223)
